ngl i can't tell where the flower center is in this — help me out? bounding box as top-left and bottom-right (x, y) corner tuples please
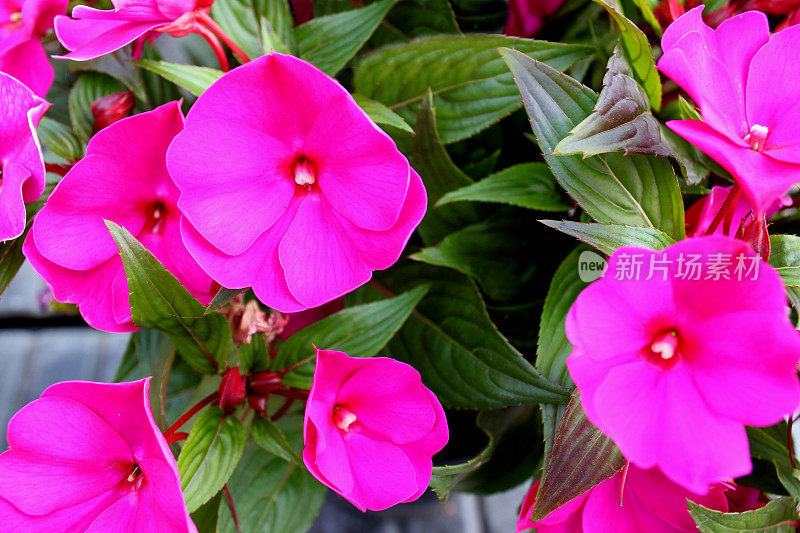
(644, 330), (680, 369)
(293, 158), (316, 187)
(144, 201), (167, 234)
(2, 11), (22, 31)
(332, 405), (357, 432)
(744, 124), (769, 152)
(125, 463), (144, 491)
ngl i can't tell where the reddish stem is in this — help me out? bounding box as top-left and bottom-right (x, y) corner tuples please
(163, 392), (219, 439)
(277, 355), (315, 376)
(223, 485), (241, 533)
(194, 24), (229, 71)
(270, 398), (295, 421)
(45, 163), (73, 176)
(271, 387), (309, 400)
(196, 11), (251, 64)
(166, 431), (189, 445)
(705, 183), (741, 236)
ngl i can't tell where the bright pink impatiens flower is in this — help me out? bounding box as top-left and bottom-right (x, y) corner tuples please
(0, 71), (49, 242)
(504, 0), (564, 37)
(685, 185), (789, 238)
(517, 466), (728, 532)
(0, 378), (196, 532)
(54, 0), (213, 61)
(0, 0), (66, 96)
(659, 7), (800, 212)
(23, 101), (216, 333)
(566, 235), (800, 493)
(168, 53), (427, 313)
(303, 349), (448, 512)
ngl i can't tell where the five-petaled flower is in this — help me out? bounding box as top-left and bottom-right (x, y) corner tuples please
(0, 0), (66, 96)
(516, 465), (729, 532)
(0, 378), (196, 531)
(659, 7), (800, 212)
(167, 53), (427, 313)
(23, 101), (216, 333)
(303, 348), (448, 511)
(0, 71), (49, 242)
(566, 236), (800, 493)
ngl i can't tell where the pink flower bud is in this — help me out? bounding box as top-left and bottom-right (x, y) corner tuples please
(218, 367), (246, 412)
(90, 91), (135, 132)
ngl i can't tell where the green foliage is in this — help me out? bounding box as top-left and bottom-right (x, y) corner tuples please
(354, 35), (594, 143)
(540, 220), (676, 255)
(107, 221), (233, 374)
(134, 60), (224, 97)
(251, 416), (302, 464)
(37, 117), (83, 162)
(352, 93), (414, 133)
(68, 72), (125, 143)
(178, 408), (247, 512)
(689, 498), (800, 533)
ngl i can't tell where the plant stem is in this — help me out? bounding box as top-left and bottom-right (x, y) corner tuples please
(705, 183), (741, 235)
(224, 485), (241, 533)
(270, 398), (294, 421)
(163, 392), (218, 439)
(196, 11), (251, 65)
(195, 24), (229, 71)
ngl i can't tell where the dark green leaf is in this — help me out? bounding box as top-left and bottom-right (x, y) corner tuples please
(218, 413), (326, 533)
(37, 117), (83, 162)
(540, 220), (676, 255)
(384, 263), (570, 409)
(529, 389), (625, 521)
(430, 406), (541, 500)
(592, 0), (661, 110)
(259, 0), (296, 54)
(352, 93), (414, 133)
(273, 285), (428, 388)
(296, 0), (394, 76)
(377, 0), (459, 44)
(436, 163), (569, 212)
(68, 73), (125, 143)
(69, 48), (147, 100)
(410, 90), (480, 245)
(240, 332), (270, 372)
(554, 48), (672, 158)
(212, 0), (267, 59)
(134, 60), (223, 97)
(747, 424), (800, 499)
(536, 248), (589, 465)
(107, 221), (233, 374)
(501, 48), (684, 239)
(251, 416), (301, 464)
(178, 408), (247, 512)
(204, 287), (244, 315)
(770, 235), (800, 288)
(190, 492), (222, 533)
(688, 498), (800, 533)
(354, 35), (594, 144)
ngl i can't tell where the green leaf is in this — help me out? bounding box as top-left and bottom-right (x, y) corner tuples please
(536, 248), (588, 465)
(134, 60), (224, 97)
(190, 492), (222, 533)
(354, 35), (594, 144)
(178, 408), (247, 512)
(107, 221), (233, 374)
(352, 93), (414, 133)
(630, 0), (662, 35)
(436, 163), (569, 212)
(204, 287), (244, 315)
(688, 498), (800, 533)
(540, 220), (676, 255)
(411, 217), (541, 302)
(211, 0), (266, 59)
(68, 72), (125, 143)
(296, 0), (394, 76)
(529, 389), (625, 521)
(592, 0), (661, 110)
(378, 0), (459, 43)
(241, 332), (270, 372)
(68, 48), (147, 100)
(259, 0), (296, 54)
(37, 117), (83, 162)
(273, 285), (428, 388)
(500, 47), (684, 239)
(251, 416), (302, 464)
(384, 263), (570, 409)
(747, 424), (800, 499)
(410, 90), (480, 245)
(553, 48), (672, 158)
(430, 406), (541, 500)
(218, 413), (326, 533)
(770, 235), (800, 287)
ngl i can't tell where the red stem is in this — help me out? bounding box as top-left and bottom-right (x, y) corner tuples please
(705, 183), (741, 236)
(224, 485), (241, 533)
(194, 24), (229, 71)
(166, 432), (189, 445)
(277, 355), (315, 376)
(271, 387), (309, 400)
(196, 11), (251, 64)
(163, 392), (219, 439)
(45, 163), (73, 176)
(270, 398), (294, 421)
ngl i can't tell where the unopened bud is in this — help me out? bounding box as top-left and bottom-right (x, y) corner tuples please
(218, 367), (246, 412)
(91, 91), (134, 132)
(736, 213), (771, 261)
(248, 371), (283, 395)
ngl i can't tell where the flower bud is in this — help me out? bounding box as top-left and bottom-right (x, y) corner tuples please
(90, 91), (134, 132)
(248, 371), (283, 395)
(218, 367), (246, 412)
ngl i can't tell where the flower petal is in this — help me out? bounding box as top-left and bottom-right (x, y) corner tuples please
(54, 15), (162, 61)
(0, 39), (53, 97)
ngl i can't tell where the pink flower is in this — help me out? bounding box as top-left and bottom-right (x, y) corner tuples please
(566, 235), (800, 493)
(54, 0), (210, 61)
(684, 185), (788, 237)
(0, 378), (196, 532)
(658, 8), (800, 212)
(167, 53), (426, 313)
(504, 0), (565, 37)
(0, 71), (49, 241)
(23, 101), (216, 333)
(302, 349), (448, 511)
(0, 0), (66, 96)
(517, 465), (728, 532)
